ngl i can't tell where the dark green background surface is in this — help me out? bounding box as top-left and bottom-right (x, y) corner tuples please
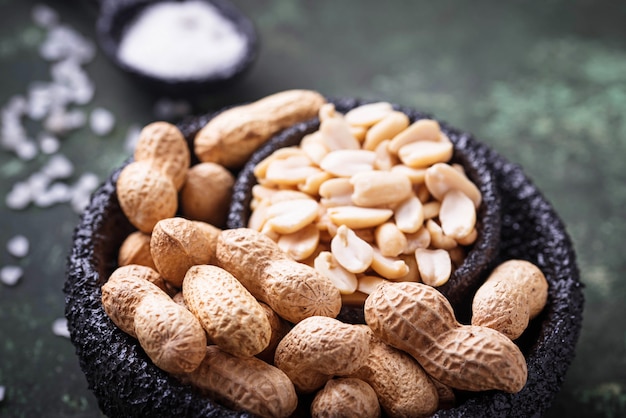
(1, 0), (625, 417)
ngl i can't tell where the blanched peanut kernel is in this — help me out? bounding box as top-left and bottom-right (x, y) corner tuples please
(327, 206), (394, 230)
(394, 195), (424, 233)
(415, 248), (452, 287)
(344, 102), (393, 127)
(439, 189), (476, 240)
(375, 222), (407, 257)
(314, 251), (358, 294)
(371, 247), (410, 280)
(278, 223), (320, 261)
(320, 149), (376, 177)
(388, 119), (442, 154)
(319, 178), (354, 207)
(320, 116), (361, 150)
(357, 275), (387, 294)
(425, 162), (482, 208)
(266, 199), (319, 234)
(331, 225), (374, 273)
(350, 170), (412, 207)
(363, 111), (410, 151)
(398, 140), (453, 168)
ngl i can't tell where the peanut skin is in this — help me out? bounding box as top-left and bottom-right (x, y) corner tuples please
(184, 345), (298, 418)
(117, 231), (157, 271)
(365, 282), (528, 393)
(182, 265), (271, 357)
(274, 316), (370, 393)
(256, 302), (292, 365)
(194, 90), (326, 169)
(180, 162), (235, 227)
(472, 260), (549, 339)
(150, 217), (214, 288)
(350, 325), (439, 417)
(134, 121), (190, 190)
(216, 228), (342, 323)
(101, 265), (172, 338)
(116, 161), (178, 233)
(134, 294), (207, 375)
(311, 378), (381, 418)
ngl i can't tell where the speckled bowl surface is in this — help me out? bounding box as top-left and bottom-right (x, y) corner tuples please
(64, 98), (584, 417)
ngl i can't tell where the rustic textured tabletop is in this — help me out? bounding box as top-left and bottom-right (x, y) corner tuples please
(0, 0), (625, 417)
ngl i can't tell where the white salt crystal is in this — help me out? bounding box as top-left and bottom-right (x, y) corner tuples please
(5, 182), (32, 210)
(7, 235), (29, 258)
(117, 1), (247, 79)
(0, 385), (5, 402)
(27, 172), (51, 195)
(0, 265), (23, 286)
(39, 133), (60, 154)
(52, 317), (70, 338)
(27, 81), (54, 120)
(48, 181), (73, 200)
(32, 4), (59, 29)
(34, 182), (72, 207)
(89, 107), (115, 136)
(14, 139), (38, 161)
(42, 154), (74, 179)
(73, 172), (99, 191)
(70, 173), (99, 213)
(71, 193), (91, 214)
(72, 81), (95, 105)
(40, 25), (95, 64)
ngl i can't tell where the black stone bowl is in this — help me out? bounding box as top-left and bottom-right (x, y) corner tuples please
(64, 99), (584, 417)
(95, 0), (259, 97)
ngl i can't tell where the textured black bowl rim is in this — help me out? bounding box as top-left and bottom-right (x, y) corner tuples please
(64, 99), (584, 418)
(96, 0), (259, 96)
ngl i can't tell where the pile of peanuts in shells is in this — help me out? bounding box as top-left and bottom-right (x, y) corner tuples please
(105, 90), (549, 418)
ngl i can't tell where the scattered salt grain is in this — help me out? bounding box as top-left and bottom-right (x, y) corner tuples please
(89, 107), (115, 136)
(5, 182), (32, 210)
(14, 139), (38, 161)
(35, 182), (72, 207)
(38, 132), (60, 154)
(39, 25), (95, 64)
(0, 385), (5, 402)
(52, 317), (70, 338)
(41, 153), (74, 179)
(44, 107), (87, 135)
(70, 172), (100, 213)
(117, 1), (247, 80)
(7, 235), (29, 258)
(0, 265), (23, 286)
(32, 4), (59, 29)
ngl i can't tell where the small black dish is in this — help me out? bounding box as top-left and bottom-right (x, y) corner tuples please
(95, 0), (259, 96)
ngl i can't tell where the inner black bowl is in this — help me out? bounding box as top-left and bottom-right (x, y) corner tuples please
(96, 0), (259, 96)
(228, 98), (502, 319)
(64, 99), (584, 417)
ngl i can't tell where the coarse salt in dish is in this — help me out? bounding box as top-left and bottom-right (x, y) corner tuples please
(117, 1), (248, 80)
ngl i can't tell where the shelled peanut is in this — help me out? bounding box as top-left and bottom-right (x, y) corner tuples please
(248, 101), (482, 302)
(472, 259), (549, 340)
